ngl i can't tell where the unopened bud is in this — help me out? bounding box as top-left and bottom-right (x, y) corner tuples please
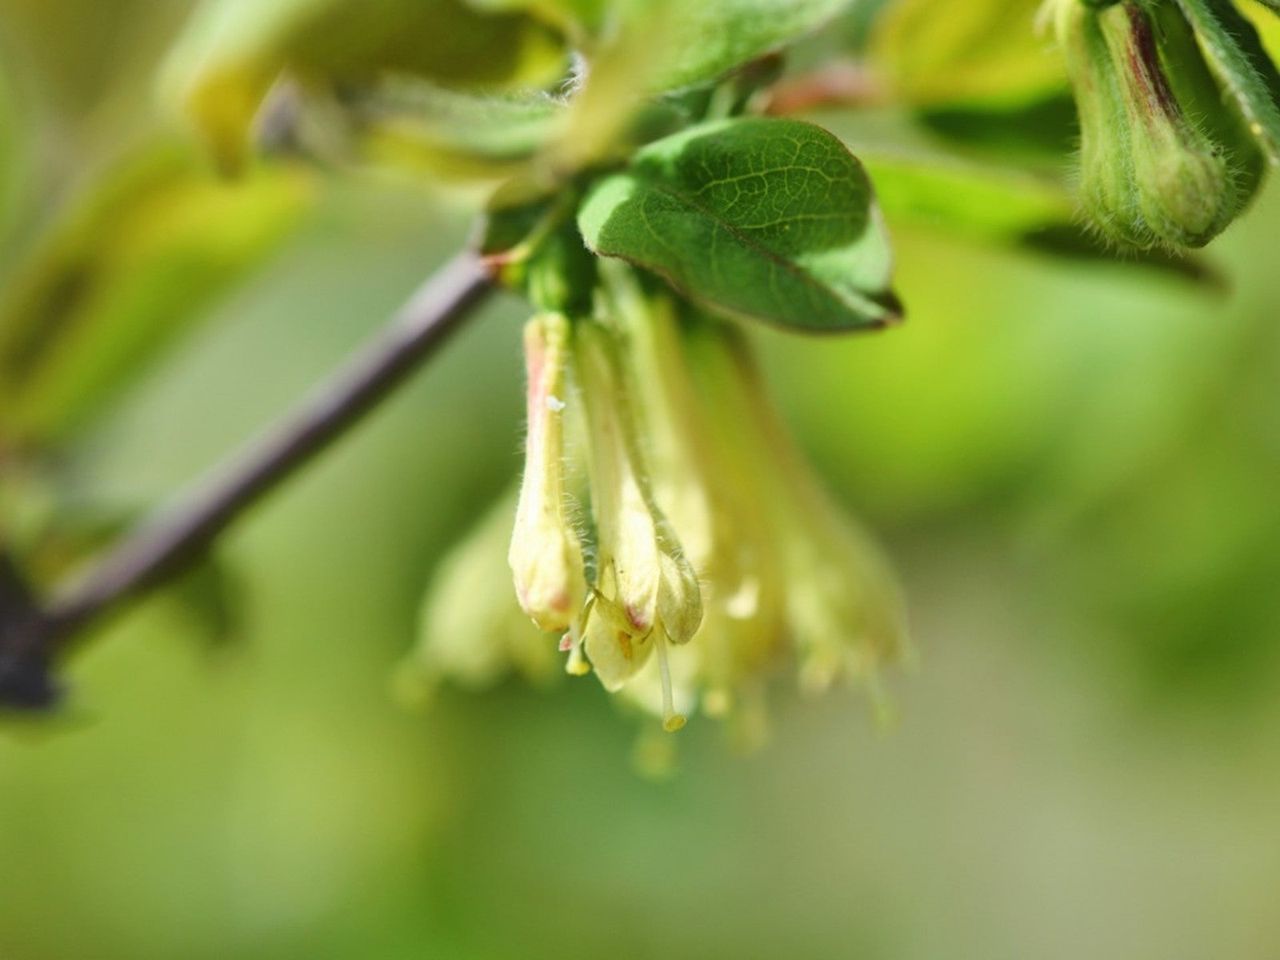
(1055, 0), (1262, 249)
(509, 313), (587, 633)
(655, 531), (703, 645)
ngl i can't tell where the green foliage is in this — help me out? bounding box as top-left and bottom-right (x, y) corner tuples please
(348, 82), (567, 176)
(0, 143), (313, 444)
(1054, 0), (1263, 249)
(469, 0), (609, 36)
(631, 0), (852, 93)
(578, 118), (898, 332)
(1173, 0), (1280, 163)
(847, 144), (1217, 283)
(867, 0), (1066, 107)
(546, 0), (846, 169)
(7, 3), (1280, 951)
(160, 0), (566, 171)
(4, 0), (1280, 714)
(858, 151), (1071, 241)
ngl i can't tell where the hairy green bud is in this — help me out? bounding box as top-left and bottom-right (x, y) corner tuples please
(1055, 0), (1263, 249)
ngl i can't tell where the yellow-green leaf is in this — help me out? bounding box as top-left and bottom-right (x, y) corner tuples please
(0, 143), (314, 444)
(1174, 0), (1280, 165)
(868, 0), (1065, 107)
(552, 0), (848, 169)
(852, 145), (1217, 285)
(351, 80), (568, 178)
(160, 0), (567, 172)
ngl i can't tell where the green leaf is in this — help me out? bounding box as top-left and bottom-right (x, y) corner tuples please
(916, 94), (1079, 167)
(859, 150), (1071, 240)
(160, 0), (566, 172)
(856, 147), (1219, 286)
(496, 0), (847, 83)
(550, 0), (848, 169)
(867, 0), (1066, 107)
(1174, 0), (1280, 164)
(346, 81), (567, 176)
(578, 117), (900, 332)
(0, 143), (314, 445)
(638, 0), (851, 93)
(1246, 1), (1280, 50)
(467, 0), (608, 36)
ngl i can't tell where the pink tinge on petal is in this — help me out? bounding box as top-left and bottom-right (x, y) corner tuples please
(625, 603), (651, 632)
(523, 324), (549, 438)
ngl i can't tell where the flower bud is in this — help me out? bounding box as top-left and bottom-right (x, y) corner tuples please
(1055, 0), (1262, 249)
(509, 313), (587, 633)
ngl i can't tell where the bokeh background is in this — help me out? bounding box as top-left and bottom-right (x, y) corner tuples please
(3, 2), (1280, 958)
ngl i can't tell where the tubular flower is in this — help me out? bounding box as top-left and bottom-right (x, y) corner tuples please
(411, 265), (907, 743)
(573, 315), (703, 731)
(508, 313), (587, 634)
(597, 266), (787, 740)
(685, 320), (907, 716)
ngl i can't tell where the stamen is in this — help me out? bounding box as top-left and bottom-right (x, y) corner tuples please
(564, 596), (593, 676)
(566, 642), (591, 676)
(654, 626), (686, 732)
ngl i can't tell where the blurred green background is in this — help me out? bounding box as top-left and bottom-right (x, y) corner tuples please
(3, 2), (1280, 958)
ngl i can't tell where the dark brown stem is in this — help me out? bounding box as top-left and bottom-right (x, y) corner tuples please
(0, 249), (494, 702)
(0, 550), (57, 707)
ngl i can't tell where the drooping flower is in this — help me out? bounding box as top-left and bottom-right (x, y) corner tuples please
(684, 317), (907, 718)
(572, 313), (703, 731)
(410, 264), (907, 747)
(508, 312), (587, 634)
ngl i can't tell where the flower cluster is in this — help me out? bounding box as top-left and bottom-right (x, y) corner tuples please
(407, 264), (907, 745)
